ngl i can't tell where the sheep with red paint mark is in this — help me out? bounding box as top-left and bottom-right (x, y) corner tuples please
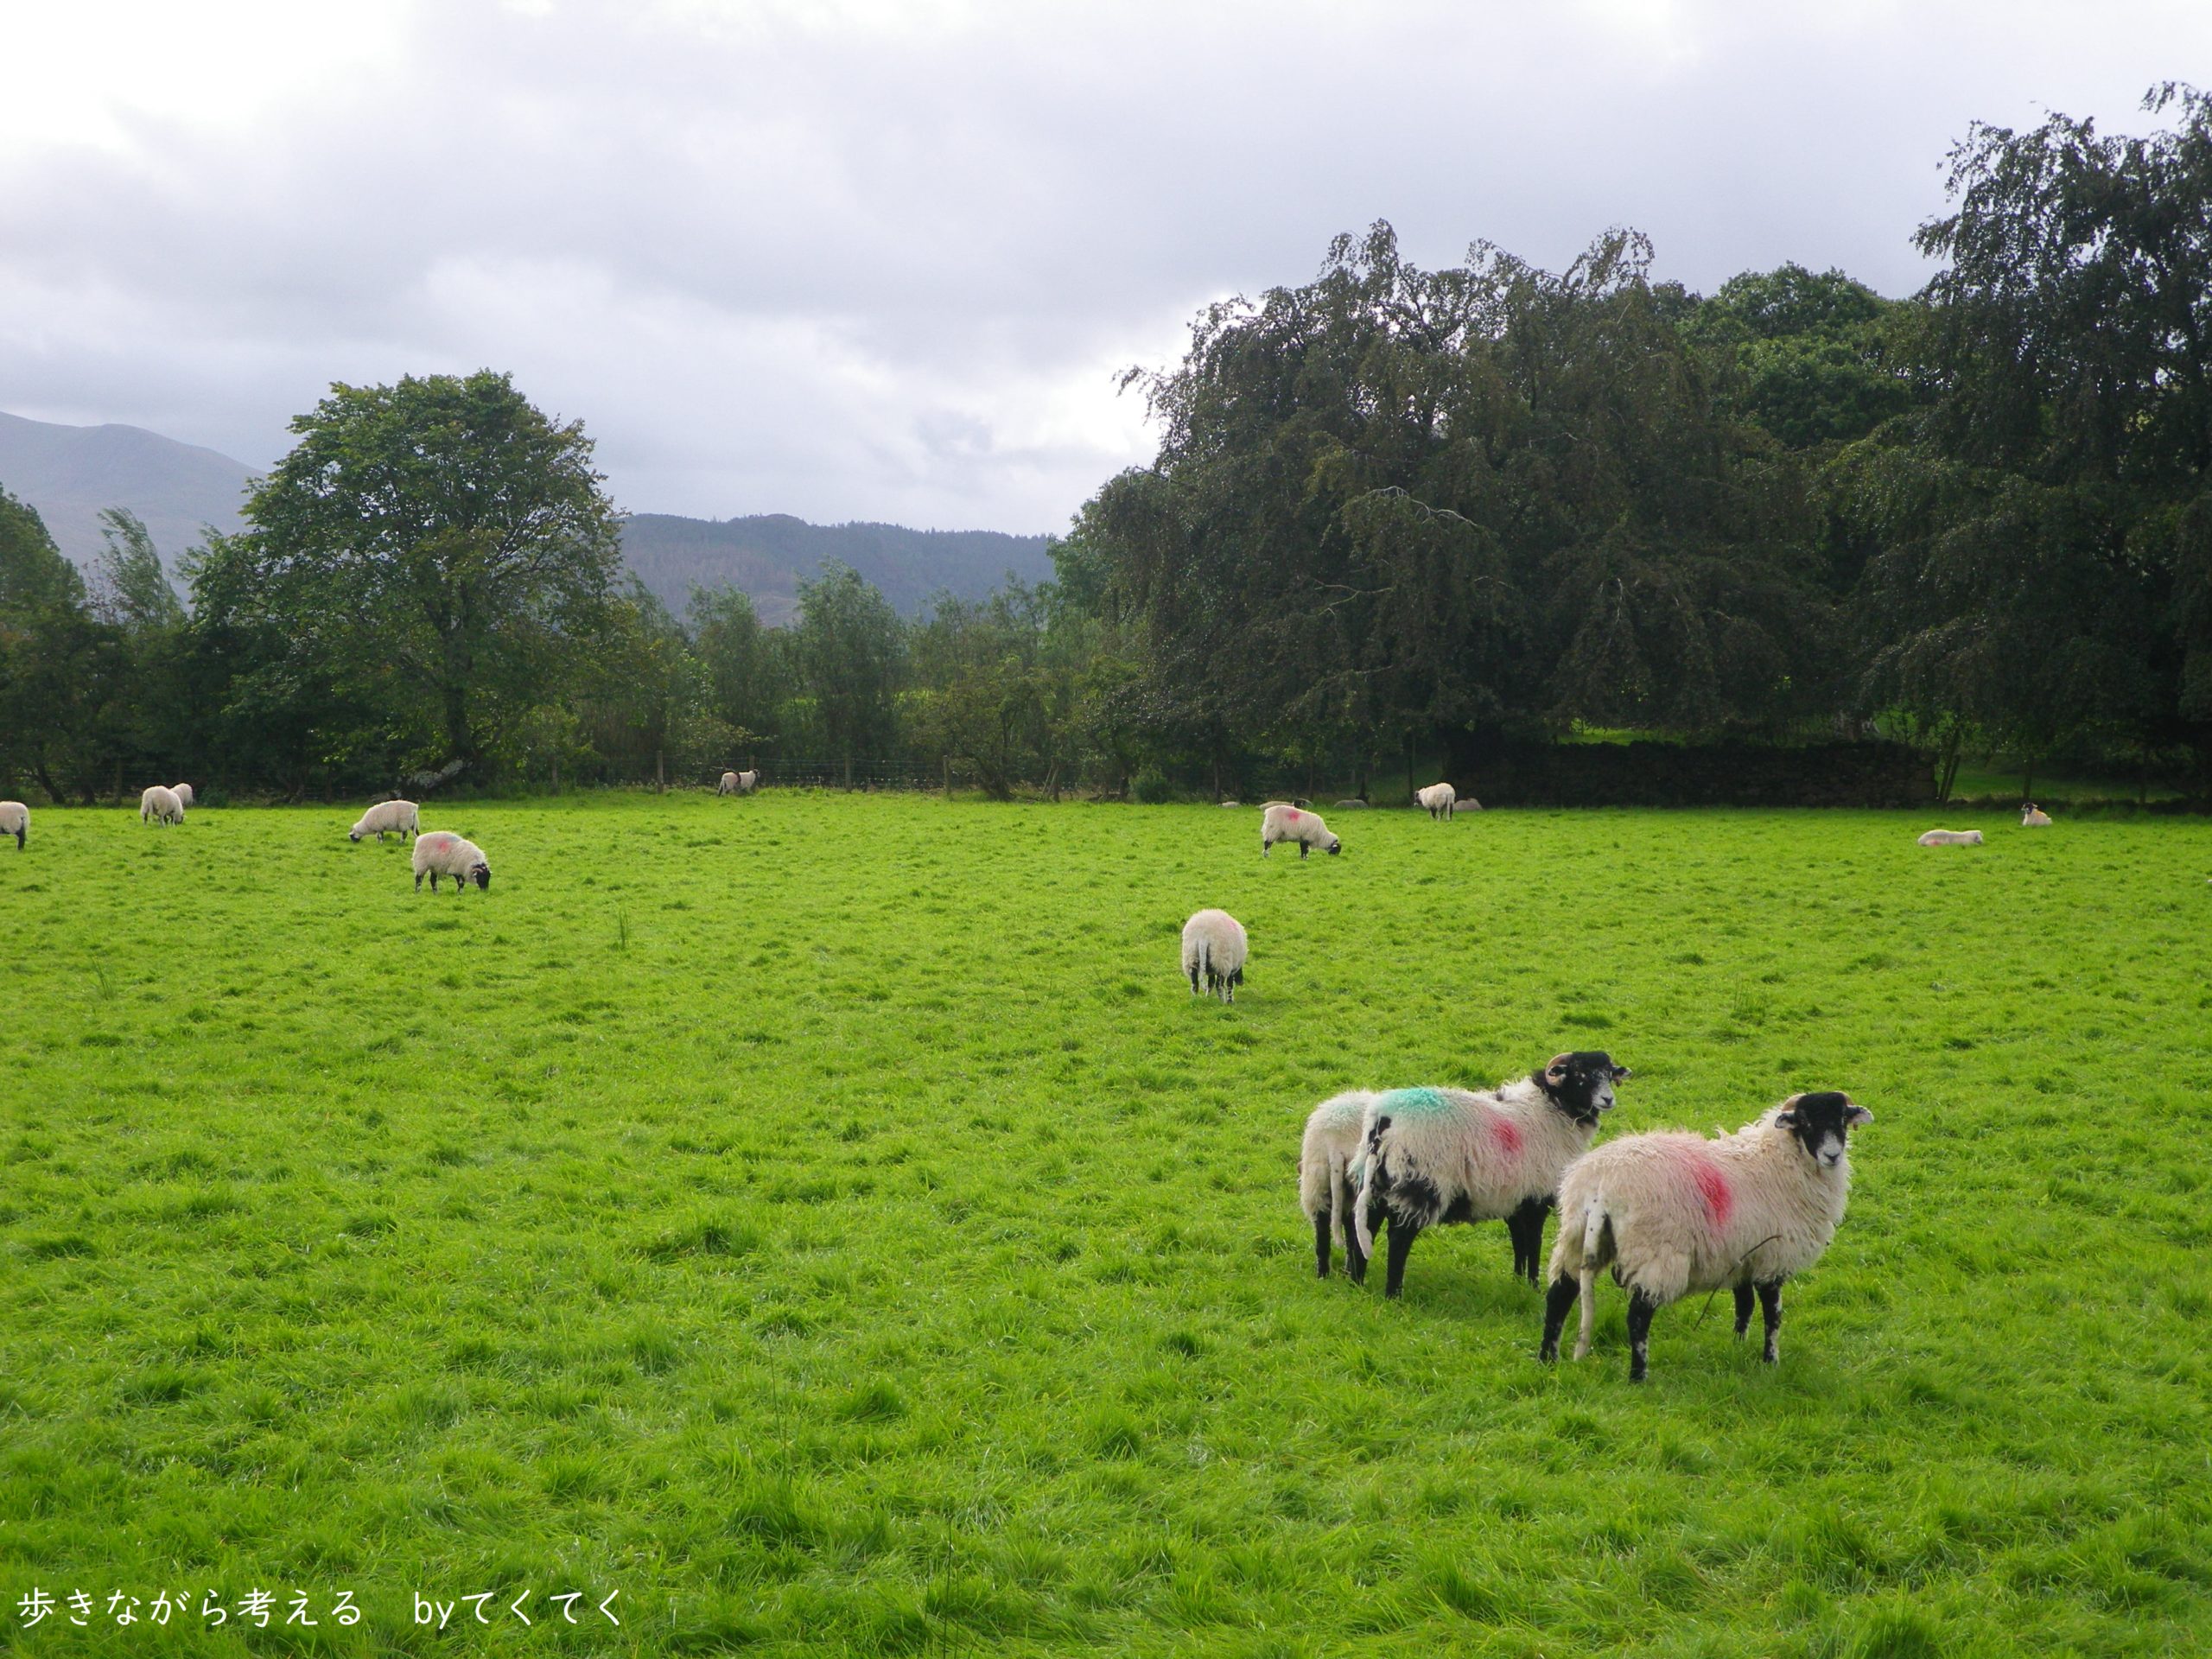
(411, 830), (491, 893)
(1261, 804), (1340, 858)
(1350, 1052), (1631, 1298)
(1540, 1091), (1873, 1382)
(1298, 1089), (1376, 1279)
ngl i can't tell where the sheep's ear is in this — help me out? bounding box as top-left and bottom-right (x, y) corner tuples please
(1544, 1054), (1571, 1081)
(1844, 1102), (1873, 1127)
(1774, 1093), (1803, 1128)
(1611, 1064), (1633, 1081)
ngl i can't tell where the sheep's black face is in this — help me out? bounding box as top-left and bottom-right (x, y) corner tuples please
(471, 865), (492, 890)
(1325, 838), (1342, 855)
(1537, 1051), (1631, 1124)
(1774, 1090), (1871, 1170)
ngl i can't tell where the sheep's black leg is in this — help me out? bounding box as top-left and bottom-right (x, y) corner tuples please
(1382, 1214), (1421, 1299)
(1758, 1280), (1783, 1363)
(1539, 1274), (1579, 1363)
(1507, 1198), (1548, 1287)
(1313, 1212), (1332, 1279)
(1298, 842), (1309, 859)
(1626, 1290), (1659, 1382)
(415, 871), (424, 891)
(1732, 1284), (1756, 1337)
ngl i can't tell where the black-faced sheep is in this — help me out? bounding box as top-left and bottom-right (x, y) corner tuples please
(718, 769), (760, 795)
(1180, 908), (1248, 1003)
(0, 800), (25, 849)
(412, 831), (491, 893)
(1262, 804), (1340, 858)
(1352, 1052), (1631, 1298)
(1300, 1089), (1376, 1278)
(2021, 804), (2051, 826)
(1539, 1090), (1872, 1382)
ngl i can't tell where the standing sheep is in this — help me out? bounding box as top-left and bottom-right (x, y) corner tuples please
(1300, 1089), (1377, 1278)
(172, 784), (195, 809)
(1180, 908), (1248, 1003)
(1540, 1090), (1873, 1382)
(412, 831), (491, 893)
(2021, 804), (2052, 826)
(1261, 804), (1341, 858)
(1917, 829), (1982, 846)
(718, 770), (761, 795)
(0, 800), (25, 849)
(1352, 1052), (1632, 1297)
(139, 785), (184, 826)
(1416, 782), (1457, 820)
(349, 799), (421, 842)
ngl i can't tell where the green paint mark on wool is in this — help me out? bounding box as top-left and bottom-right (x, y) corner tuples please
(1377, 1086), (1453, 1116)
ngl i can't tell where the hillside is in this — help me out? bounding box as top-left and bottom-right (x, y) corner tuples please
(0, 410), (255, 570)
(620, 512), (1055, 623)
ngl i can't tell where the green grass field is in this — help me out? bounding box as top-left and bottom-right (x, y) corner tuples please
(4, 795), (2209, 1657)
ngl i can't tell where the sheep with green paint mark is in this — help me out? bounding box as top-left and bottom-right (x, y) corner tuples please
(1300, 1089), (1376, 1278)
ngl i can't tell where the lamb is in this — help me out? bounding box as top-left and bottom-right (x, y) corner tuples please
(2021, 804), (2051, 826)
(1540, 1090), (1873, 1382)
(1351, 1052), (1631, 1297)
(1261, 804), (1341, 858)
(139, 785), (184, 826)
(1916, 829), (1982, 846)
(1300, 1090), (1378, 1278)
(1416, 782), (1457, 819)
(172, 784), (194, 809)
(718, 769), (761, 795)
(349, 799), (421, 842)
(411, 830), (491, 893)
(1180, 908), (1248, 1003)
(0, 800), (25, 849)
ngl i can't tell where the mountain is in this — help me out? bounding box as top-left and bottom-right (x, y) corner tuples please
(0, 410), (256, 571)
(619, 512), (1055, 624)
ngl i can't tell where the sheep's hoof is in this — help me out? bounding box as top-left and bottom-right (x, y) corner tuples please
(1571, 1338), (1591, 1361)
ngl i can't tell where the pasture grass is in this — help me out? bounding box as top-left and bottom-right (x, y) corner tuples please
(3, 793), (2209, 1657)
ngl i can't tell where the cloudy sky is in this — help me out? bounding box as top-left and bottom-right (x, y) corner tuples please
(3, 0), (2206, 535)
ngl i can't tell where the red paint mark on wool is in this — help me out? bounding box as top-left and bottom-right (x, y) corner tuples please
(1285, 809), (1301, 822)
(1490, 1115), (1523, 1158)
(1686, 1155), (1733, 1228)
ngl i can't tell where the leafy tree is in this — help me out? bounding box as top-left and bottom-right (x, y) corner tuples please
(793, 562), (904, 784)
(0, 487), (128, 802)
(688, 584), (778, 755)
(1686, 264), (1915, 451)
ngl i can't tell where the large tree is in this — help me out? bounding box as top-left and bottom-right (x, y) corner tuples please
(238, 370), (624, 773)
(792, 562), (905, 784)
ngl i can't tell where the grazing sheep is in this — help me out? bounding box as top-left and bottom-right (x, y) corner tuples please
(1917, 829), (1983, 846)
(718, 769), (761, 795)
(1300, 1090), (1378, 1278)
(1540, 1091), (1873, 1382)
(412, 831), (491, 893)
(1333, 798), (1369, 809)
(1180, 908), (1248, 1003)
(1416, 782), (1457, 819)
(349, 799), (421, 842)
(1262, 804), (1341, 859)
(1218, 800), (1241, 808)
(2021, 804), (2051, 826)
(0, 800), (25, 850)
(1352, 1052), (1632, 1297)
(139, 785), (184, 826)
(172, 783), (194, 809)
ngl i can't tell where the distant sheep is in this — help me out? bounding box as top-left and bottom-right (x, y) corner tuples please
(1300, 1090), (1377, 1278)
(1262, 804), (1340, 858)
(1333, 798), (1369, 810)
(349, 799), (420, 842)
(1218, 800), (1241, 808)
(172, 784), (194, 809)
(1416, 782), (1457, 819)
(2021, 804), (2051, 826)
(1353, 1052), (1631, 1297)
(718, 769), (761, 795)
(1917, 829), (1983, 847)
(412, 831), (491, 893)
(0, 800), (25, 850)
(1180, 908), (1248, 1003)
(1541, 1091), (1872, 1382)
(139, 785), (184, 826)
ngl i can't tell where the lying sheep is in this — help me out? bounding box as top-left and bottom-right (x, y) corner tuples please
(1218, 800), (1241, 808)
(0, 800), (25, 850)
(1541, 1090), (1873, 1382)
(139, 785), (184, 826)
(718, 769), (761, 795)
(1180, 908), (1248, 1003)
(1333, 798), (1369, 809)
(1416, 782), (1457, 819)
(1917, 829), (1983, 846)
(1262, 804), (1341, 858)
(1300, 1090), (1377, 1278)
(349, 799), (421, 842)
(1352, 1052), (1631, 1297)
(2021, 804), (2051, 826)
(172, 784), (194, 809)
(412, 831), (491, 893)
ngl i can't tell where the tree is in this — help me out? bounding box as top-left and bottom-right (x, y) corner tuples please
(0, 487), (129, 802)
(793, 562), (904, 784)
(238, 371), (624, 774)
(688, 584), (778, 754)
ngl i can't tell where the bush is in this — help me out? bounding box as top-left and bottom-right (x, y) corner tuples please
(1130, 767), (1173, 804)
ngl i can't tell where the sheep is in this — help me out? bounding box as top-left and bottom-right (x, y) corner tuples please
(0, 800), (25, 850)
(1917, 829), (1983, 846)
(718, 769), (761, 795)
(1218, 800), (1241, 808)
(349, 799), (421, 842)
(1416, 782), (1457, 820)
(172, 784), (194, 809)
(1332, 798), (1369, 809)
(1540, 1090), (1873, 1382)
(1351, 1052), (1632, 1297)
(139, 785), (184, 826)
(1300, 1090), (1378, 1278)
(412, 830), (491, 893)
(1180, 908), (1248, 1003)
(1258, 798), (1309, 810)
(1262, 804), (1341, 858)
(2021, 804), (2052, 826)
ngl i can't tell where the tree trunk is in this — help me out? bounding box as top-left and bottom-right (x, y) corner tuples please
(843, 753), (854, 789)
(655, 749), (664, 793)
(1937, 728), (1962, 804)
(550, 753), (561, 795)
